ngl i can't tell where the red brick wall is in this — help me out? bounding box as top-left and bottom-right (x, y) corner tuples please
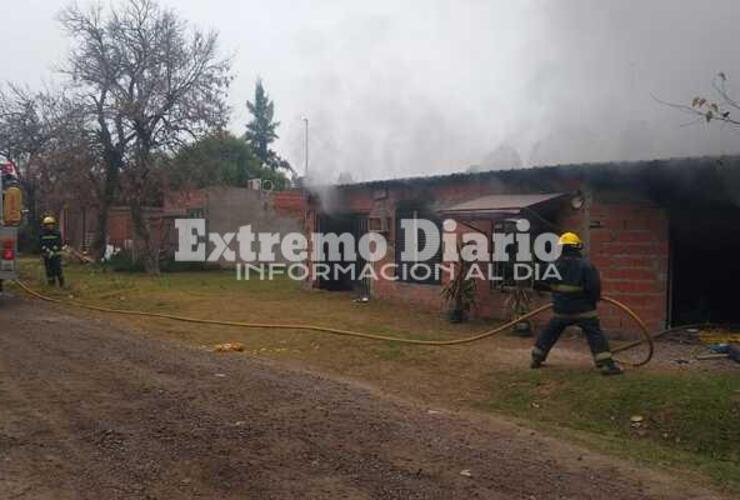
(107, 209), (132, 247)
(589, 194), (669, 333)
(106, 207), (164, 256)
(355, 180), (582, 323)
(272, 189), (306, 219)
(308, 178), (670, 332)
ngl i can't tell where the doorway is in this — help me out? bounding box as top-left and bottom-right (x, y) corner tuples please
(316, 213), (366, 292)
(669, 202), (740, 326)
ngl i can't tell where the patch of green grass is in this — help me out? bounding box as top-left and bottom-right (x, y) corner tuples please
(482, 369), (740, 490)
(375, 341), (407, 361)
(18, 259), (471, 341)
(18, 258), (300, 301)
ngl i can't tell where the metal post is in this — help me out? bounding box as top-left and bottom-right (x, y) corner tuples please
(303, 117), (309, 177)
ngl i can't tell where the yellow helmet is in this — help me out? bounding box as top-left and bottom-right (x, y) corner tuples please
(42, 216), (56, 225)
(558, 231), (583, 246)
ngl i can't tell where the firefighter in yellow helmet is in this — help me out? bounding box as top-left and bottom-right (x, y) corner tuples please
(39, 216), (65, 287)
(531, 232), (623, 375)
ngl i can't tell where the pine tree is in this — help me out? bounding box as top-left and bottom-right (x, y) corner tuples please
(245, 79), (279, 167)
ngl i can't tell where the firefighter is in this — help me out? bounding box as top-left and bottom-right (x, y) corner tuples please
(531, 232), (623, 375)
(39, 216), (65, 287)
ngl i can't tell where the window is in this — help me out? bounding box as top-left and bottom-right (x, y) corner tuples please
(395, 209), (442, 285)
(491, 219), (516, 289)
(368, 215), (389, 233)
(490, 218), (545, 290)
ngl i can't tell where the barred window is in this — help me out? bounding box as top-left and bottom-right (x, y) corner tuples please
(491, 218), (547, 290)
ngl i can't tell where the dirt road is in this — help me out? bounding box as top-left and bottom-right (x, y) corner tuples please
(0, 298), (723, 499)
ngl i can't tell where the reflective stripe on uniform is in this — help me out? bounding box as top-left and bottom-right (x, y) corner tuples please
(594, 351), (613, 362)
(550, 283), (584, 293)
(532, 346), (546, 357)
(553, 310), (598, 319)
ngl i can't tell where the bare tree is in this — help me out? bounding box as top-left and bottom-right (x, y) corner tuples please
(0, 85), (45, 164)
(0, 85), (96, 248)
(0, 85), (47, 249)
(657, 72), (740, 130)
(59, 0), (232, 273)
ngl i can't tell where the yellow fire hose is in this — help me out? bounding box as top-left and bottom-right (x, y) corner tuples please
(12, 280), (655, 367)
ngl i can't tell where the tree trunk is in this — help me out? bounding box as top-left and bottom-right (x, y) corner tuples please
(92, 150), (122, 261)
(92, 201), (110, 261)
(126, 135), (162, 275)
(130, 202), (160, 275)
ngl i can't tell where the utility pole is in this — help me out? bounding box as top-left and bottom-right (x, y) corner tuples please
(300, 117), (311, 263)
(303, 117), (309, 178)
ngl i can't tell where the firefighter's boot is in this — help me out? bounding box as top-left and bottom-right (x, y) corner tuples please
(600, 360), (623, 376)
(530, 349), (546, 369)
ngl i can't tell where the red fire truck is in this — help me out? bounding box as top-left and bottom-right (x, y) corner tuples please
(0, 161), (21, 293)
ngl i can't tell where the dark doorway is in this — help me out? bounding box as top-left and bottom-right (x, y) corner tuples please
(669, 202), (740, 326)
(316, 213), (365, 292)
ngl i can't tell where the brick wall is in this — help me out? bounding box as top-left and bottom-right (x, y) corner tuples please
(588, 193), (669, 333)
(162, 186), (304, 267)
(109, 207), (164, 250)
(163, 189), (208, 215)
(308, 175), (671, 332)
(272, 189), (307, 219)
(309, 176), (580, 321)
(107, 208), (133, 248)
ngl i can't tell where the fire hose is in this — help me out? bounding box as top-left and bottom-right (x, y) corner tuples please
(12, 280), (654, 367)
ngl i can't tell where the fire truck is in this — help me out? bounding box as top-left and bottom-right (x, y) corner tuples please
(0, 161), (21, 292)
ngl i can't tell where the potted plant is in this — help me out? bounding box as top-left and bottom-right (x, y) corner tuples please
(504, 283), (533, 336)
(441, 255), (477, 323)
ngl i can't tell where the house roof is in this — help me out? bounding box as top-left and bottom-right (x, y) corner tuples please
(332, 155), (740, 190)
(439, 193), (565, 216)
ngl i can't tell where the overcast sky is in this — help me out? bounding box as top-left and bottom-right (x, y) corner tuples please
(2, 0), (740, 181)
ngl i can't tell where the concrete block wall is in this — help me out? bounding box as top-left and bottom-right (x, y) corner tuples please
(163, 190), (208, 214)
(162, 187), (304, 268)
(204, 187), (304, 267)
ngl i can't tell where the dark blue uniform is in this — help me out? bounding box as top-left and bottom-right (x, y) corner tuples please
(533, 247), (614, 367)
(39, 228), (65, 286)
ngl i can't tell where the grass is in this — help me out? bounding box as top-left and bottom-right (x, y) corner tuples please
(482, 370), (740, 488)
(14, 258), (740, 493)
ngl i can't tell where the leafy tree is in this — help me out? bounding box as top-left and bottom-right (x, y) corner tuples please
(258, 161), (291, 191)
(167, 132), (289, 190)
(245, 79), (280, 167)
(168, 133), (255, 188)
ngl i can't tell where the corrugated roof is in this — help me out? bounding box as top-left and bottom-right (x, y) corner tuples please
(333, 155), (740, 189)
(440, 193), (565, 214)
